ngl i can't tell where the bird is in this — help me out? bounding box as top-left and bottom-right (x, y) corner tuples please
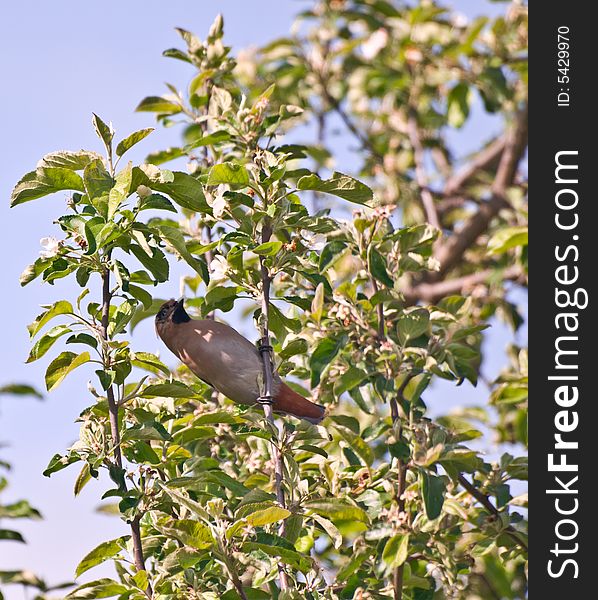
(155, 298), (326, 424)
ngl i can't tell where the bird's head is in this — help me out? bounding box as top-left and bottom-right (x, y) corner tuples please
(155, 298), (191, 337)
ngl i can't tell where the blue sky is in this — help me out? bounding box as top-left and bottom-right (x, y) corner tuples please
(0, 1), (523, 596)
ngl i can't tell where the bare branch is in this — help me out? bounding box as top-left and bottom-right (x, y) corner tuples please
(443, 135), (507, 197)
(458, 474), (528, 552)
(406, 115), (440, 230)
(403, 265), (524, 305)
(433, 102), (528, 278)
(101, 266), (151, 596)
(257, 219), (290, 592)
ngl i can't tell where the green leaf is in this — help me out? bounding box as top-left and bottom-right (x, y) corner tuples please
(0, 499), (41, 519)
(334, 425), (374, 467)
(309, 336), (344, 387)
(145, 147), (185, 166)
(319, 241), (347, 271)
(304, 499), (370, 524)
(207, 162), (250, 187)
(253, 241), (282, 256)
(74, 462), (92, 496)
(129, 245), (169, 282)
(139, 193), (176, 212)
(43, 451), (81, 477)
(108, 162), (132, 219)
(242, 533), (312, 572)
(26, 324), (71, 363)
(308, 513), (343, 549)
(155, 519), (213, 550)
(140, 382), (201, 399)
(368, 247), (395, 287)
(311, 282), (324, 323)
(136, 95), (182, 115)
(19, 257), (52, 286)
(45, 351), (90, 391)
(398, 308), (430, 341)
(92, 114), (113, 155)
(0, 529), (25, 542)
(382, 534), (410, 569)
(128, 285), (153, 310)
(280, 338), (308, 360)
(0, 384), (43, 399)
(76, 537), (129, 577)
(158, 225), (206, 277)
(447, 82), (471, 128)
(420, 471), (446, 520)
(186, 130), (231, 150)
(334, 367), (368, 397)
(28, 300), (73, 338)
(487, 226), (528, 254)
(65, 578), (128, 599)
(152, 171), (210, 212)
(245, 506), (291, 527)
(37, 150), (103, 170)
(297, 172), (373, 204)
(108, 299), (137, 336)
(11, 168), (85, 207)
(115, 128), (154, 157)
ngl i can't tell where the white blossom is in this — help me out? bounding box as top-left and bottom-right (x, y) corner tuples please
(361, 29), (388, 60)
(405, 47), (424, 64)
(39, 236), (61, 259)
(301, 230), (327, 252)
(209, 255), (229, 283)
(426, 564), (444, 590)
(136, 184), (152, 198)
(453, 13), (469, 28)
(205, 184), (228, 219)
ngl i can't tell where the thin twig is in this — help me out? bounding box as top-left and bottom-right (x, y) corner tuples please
(457, 473), (528, 552)
(443, 136), (507, 197)
(101, 266), (151, 596)
(406, 114), (440, 230)
(432, 101), (528, 278)
(402, 264), (523, 305)
(257, 219), (290, 592)
(389, 372), (418, 600)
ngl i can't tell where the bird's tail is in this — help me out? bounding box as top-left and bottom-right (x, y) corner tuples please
(274, 383), (326, 424)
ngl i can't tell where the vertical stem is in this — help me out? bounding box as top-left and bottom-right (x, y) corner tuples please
(100, 266), (151, 596)
(389, 374), (416, 600)
(369, 276), (385, 340)
(258, 220), (289, 591)
(406, 112), (440, 230)
(223, 554), (249, 600)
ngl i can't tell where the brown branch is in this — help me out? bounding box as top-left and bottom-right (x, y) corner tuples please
(433, 102), (528, 278)
(257, 220), (290, 592)
(402, 264), (523, 305)
(389, 373), (418, 600)
(407, 114), (440, 230)
(443, 135), (507, 197)
(458, 474), (528, 552)
(101, 267), (151, 596)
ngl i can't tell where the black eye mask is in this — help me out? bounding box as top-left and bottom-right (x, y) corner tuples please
(171, 301), (191, 324)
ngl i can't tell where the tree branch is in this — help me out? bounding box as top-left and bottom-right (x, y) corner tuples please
(432, 102), (528, 278)
(407, 114), (440, 230)
(443, 135), (507, 197)
(389, 373), (417, 600)
(457, 474), (528, 552)
(402, 265), (523, 305)
(101, 266), (151, 596)
(257, 220), (290, 592)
